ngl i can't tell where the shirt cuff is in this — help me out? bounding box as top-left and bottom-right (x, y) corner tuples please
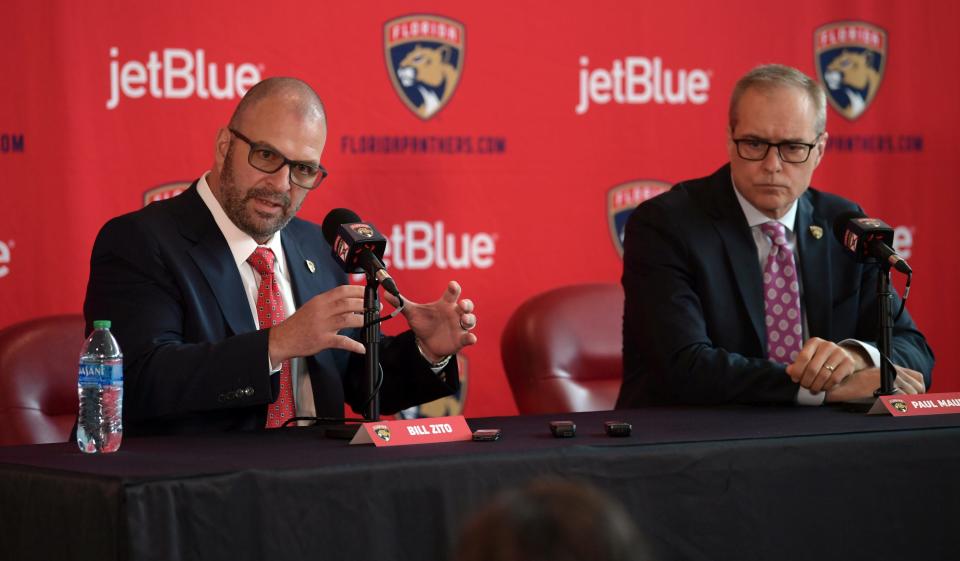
(796, 387), (827, 406)
(267, 353), (282, 374)
(839, 339), (881, 368)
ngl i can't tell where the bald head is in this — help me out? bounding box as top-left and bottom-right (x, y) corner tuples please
(209, 77), (328, 243)
(229, 77), (326, 132)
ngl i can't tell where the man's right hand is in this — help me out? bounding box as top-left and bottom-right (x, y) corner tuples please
(825, 366), (926, 403)
(268, 284), (367, 365)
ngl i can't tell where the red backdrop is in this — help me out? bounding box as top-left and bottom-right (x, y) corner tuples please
(2, 1), (957, 417)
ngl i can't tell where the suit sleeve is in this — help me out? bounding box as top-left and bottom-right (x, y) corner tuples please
(620, 199), (799, 406)
(342, 330), (460, 416)
(83, 215), (275, 426)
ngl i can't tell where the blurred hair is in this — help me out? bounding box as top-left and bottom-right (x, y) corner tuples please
(454, 479), (650, 561)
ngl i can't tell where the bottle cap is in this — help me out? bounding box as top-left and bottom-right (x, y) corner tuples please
(93, 320), (112, 330)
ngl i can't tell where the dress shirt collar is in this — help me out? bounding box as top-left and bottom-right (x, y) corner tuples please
(730, 173), (798, 234)
(196, 172), (287, 274)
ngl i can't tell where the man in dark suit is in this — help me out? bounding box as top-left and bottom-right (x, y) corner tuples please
(83, 77), (478, 436)
(616, 64), (933, 407)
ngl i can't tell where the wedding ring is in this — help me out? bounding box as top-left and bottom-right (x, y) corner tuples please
(824, 364), (836, 372)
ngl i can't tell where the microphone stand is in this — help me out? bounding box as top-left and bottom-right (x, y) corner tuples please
(363, 274), (382, 421)
(874, 263), (895, 397)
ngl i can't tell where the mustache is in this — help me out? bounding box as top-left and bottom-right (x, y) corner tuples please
(244, 187), (291, 209)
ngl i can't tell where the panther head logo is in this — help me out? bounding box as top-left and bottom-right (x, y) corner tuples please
(385, 15), (465, 120)
(814, 22), (887, 121)
(373, 425), (391, 441)
(824, 50), (881, 119)
(396, 45), (461, 119)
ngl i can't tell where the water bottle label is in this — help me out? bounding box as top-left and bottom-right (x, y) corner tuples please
(78, 363), (123, 385)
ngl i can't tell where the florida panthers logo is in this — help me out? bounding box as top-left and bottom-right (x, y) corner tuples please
(143, 181), (189, 207)
(607, 180), (670, 256)
(815, 21), (887, 121)
(373, 425), (391, 442)
(385, 14), (465, 120)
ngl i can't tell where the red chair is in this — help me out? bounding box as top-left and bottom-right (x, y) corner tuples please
(501, 284), (623, 414)
(0, 314), (85, 446)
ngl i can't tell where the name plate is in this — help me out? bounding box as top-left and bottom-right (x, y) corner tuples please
(868, 392), (960, 416)
(350, 415), (473, 447)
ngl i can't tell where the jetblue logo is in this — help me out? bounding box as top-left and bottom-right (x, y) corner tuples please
(1, 133), (24, 153)
(0, 239), (11, 278)
(893, 226), (914, 259)
(576, 56), (711, 114)
(107, 47), (263, 110)
(382, 221), (495, 270)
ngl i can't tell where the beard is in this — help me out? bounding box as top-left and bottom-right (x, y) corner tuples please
(218, 144), (303, 241)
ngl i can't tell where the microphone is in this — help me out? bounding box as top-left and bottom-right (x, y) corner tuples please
(321, 208), (401, 298)
(832, 211), (912, 274)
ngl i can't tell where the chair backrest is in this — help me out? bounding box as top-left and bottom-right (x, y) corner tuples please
(501, 284), (623, 414)
(0, 314), (85, 446)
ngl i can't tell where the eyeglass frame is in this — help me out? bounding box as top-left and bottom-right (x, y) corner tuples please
(731, 133), (824, 164)
(228, 128), (329, 189)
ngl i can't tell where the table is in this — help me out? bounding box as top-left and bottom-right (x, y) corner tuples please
(1, 406), (959, 561)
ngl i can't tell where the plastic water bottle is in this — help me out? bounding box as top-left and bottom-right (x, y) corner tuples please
(77, 320), (123, 453)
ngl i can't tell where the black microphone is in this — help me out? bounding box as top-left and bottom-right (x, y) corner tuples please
(832, 211), (912, 274)
(321, 208), (402, 298)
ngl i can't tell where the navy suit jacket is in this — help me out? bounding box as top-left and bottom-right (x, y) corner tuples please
(83, 183), (457, 436)
(616, 164), (934, 407)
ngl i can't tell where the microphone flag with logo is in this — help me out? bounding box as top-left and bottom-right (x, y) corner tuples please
(321, 208), (401, 297)
(832, 211), (912, 274)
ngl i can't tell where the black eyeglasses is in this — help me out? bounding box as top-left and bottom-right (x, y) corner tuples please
(733, 134), (822, 164)
(228, 128), (328, 189)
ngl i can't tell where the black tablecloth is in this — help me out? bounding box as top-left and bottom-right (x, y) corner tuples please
(1, 406), (959, 561)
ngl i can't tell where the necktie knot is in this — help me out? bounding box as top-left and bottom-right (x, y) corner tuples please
(247, 247), (275, 276)
(760, 221), (788, 247)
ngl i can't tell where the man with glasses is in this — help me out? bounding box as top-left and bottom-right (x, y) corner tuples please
(82, 77), (477, 435)
(616, 64), (933, 407)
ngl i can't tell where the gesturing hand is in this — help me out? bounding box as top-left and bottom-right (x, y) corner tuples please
(268, 284), (367, 365)
(384, 281), (478, 363)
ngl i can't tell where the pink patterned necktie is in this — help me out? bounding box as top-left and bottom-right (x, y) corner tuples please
(247, 247), (296, 428)
(761, 221), (803, 364)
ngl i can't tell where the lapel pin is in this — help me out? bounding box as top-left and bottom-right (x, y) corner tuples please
(809, 225), (823, 240)
(305, 259), (316, 273)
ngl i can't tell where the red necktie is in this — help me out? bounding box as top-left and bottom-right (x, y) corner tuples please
(247, 247), (296, 428)
(761, 222), (803, 364)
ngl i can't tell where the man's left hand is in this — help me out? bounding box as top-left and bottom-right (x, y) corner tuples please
(786, 337), (868, 393)
(384, 280), (477, 363)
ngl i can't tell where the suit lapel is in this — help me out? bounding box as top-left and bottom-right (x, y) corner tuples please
(178, 185), (257, 336)
(796, 192), (832, 339)
(282, 226), (337, 308)
(705, 169), (766, 347)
